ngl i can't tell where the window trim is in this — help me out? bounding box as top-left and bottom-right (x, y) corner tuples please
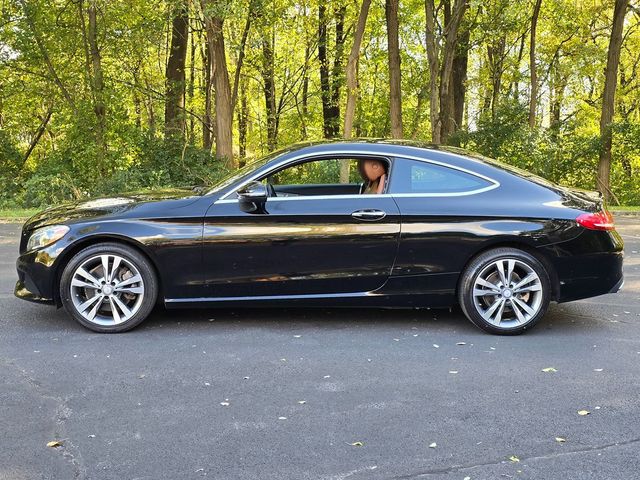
(264, 154), (391, 195)
(215, 150), (499, 204)
(388, 156), (497, 196)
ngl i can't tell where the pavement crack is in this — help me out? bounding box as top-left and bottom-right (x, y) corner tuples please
(2, 357), (86, 479)
(389, 437), (640, 479)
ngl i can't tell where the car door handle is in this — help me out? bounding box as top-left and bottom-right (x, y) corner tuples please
(351, 209), (386, 221)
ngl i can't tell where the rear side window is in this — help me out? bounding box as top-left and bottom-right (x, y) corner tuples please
(389, 159), (494, 194)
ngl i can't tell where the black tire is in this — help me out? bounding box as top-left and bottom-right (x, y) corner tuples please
(59, 242), (158, 333)
(457, 247), (551, 335)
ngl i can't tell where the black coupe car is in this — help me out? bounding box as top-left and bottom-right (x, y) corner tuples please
(15, 140), (624, 334)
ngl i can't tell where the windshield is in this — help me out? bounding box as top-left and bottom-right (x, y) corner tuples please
(205, 150), (284, 195)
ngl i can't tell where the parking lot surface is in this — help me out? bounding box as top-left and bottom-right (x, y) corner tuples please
(1, 217), (639, 479)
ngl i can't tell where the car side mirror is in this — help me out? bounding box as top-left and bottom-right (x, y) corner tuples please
(237, 181), (268, 214)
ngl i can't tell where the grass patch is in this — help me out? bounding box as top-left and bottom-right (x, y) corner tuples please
(610, 205), (640, 212)
(0, 208), (39, 222)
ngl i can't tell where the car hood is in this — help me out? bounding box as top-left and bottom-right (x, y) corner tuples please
(23, 187), (203, 231)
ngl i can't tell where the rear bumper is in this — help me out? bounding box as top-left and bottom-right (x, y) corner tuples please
(539, 228), (624, 303)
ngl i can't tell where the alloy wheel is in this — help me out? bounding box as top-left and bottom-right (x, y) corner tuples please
(69, 254), (145, 326)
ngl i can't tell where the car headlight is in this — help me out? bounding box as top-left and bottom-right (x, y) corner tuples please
(26, 225), (70, 252)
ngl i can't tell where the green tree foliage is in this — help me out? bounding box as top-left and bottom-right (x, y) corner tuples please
(0, 0), (638, 208)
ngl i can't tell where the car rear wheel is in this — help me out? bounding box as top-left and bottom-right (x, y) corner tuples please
(458, 247), (551, 335)
(59, 242), (158, 333)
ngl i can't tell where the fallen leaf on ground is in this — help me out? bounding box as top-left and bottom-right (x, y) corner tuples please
(509, 455), (520, 463)
(47, 440), (62, 448)
(349, 441), (364, 447)
(578, 410), (590, 416)
(555, 437), (566, 443)
(542, 367), (557, 373)
(429, 442), (437, 448)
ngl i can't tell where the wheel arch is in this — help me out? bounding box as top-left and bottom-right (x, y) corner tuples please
(455, 240), (560, 302)
(53, 234), (164, 308)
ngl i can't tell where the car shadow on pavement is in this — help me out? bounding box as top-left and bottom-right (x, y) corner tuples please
(6, 296), (616, 336)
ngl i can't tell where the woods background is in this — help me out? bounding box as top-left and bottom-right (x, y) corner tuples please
(1, 0), (639, 209)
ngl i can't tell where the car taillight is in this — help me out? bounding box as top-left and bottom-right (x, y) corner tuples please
(576, 210), (615, 231)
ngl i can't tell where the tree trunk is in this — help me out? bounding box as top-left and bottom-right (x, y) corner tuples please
(87, 0), (106, 162)
(23, 105), (53, 166)
(261, 28), (277, 151)
(203, 4), (234, 166)
(386, 0), (403, 138)
(301, 43), (310, 139)
(238, 78), (248, 164)
(231, 4), (254, 111)
(330, 5), (346, 138)
(528, 0), (542, 129)
(425, 0), (440, 142)
(452, 22), (469, 133)
(342, 0), (371, 182)
(487, 36), (506, 120)
(438, 0), (466, 143)
(165, 0), (189, 139)
(318, 4), (332, 138)
(597, 0), (629, 203)
(344, 0), (371, 139)
(203, 27), (213, 150)
(188, 20), (196, 144)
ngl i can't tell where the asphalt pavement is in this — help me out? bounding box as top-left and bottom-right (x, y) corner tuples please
(1, 216), (639, 480)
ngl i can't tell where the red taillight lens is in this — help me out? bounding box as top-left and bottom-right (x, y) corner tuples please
(576, 210), (615, 231)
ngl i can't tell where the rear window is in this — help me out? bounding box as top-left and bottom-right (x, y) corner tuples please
(390, 159), (493, 194)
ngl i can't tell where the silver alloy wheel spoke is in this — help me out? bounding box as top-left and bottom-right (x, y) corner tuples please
(111, 295), (133, 321)
(496, 260), (508, 286)
(109, 256), (121, 282)
(510, 298), (526, 323)
(475, 277), (501, 293)
(472, 257), (543, 328)
(70, 254), (144, 327)
(114, 285), (144, 295)
(71, 278), (100, 289)
(78, 293), (102, 313)
(482, 297), (506, 324)
(86, 295), (104, 320)
(512, 273), (537, 291)
(114, 274), (142, 289)
(76, 267), (102, 287)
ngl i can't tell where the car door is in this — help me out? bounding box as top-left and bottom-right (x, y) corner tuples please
(388, 156), (501, 281)
(201, 157), (401, 298)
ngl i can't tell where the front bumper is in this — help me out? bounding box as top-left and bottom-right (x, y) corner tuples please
(14, 278), (55, 304)
(14, 247), (60, 305)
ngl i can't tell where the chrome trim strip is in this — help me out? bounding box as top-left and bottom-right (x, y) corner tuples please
(216, 149), (500, 203)
(165, 291), (381, 303)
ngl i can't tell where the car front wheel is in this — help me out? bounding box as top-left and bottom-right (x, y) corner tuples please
(59, 242), (158, 333)
(458, 247), (551, 335)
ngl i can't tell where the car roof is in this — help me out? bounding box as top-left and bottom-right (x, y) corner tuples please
(272, 139), (559, 189)
(268, 139), (504, 176)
